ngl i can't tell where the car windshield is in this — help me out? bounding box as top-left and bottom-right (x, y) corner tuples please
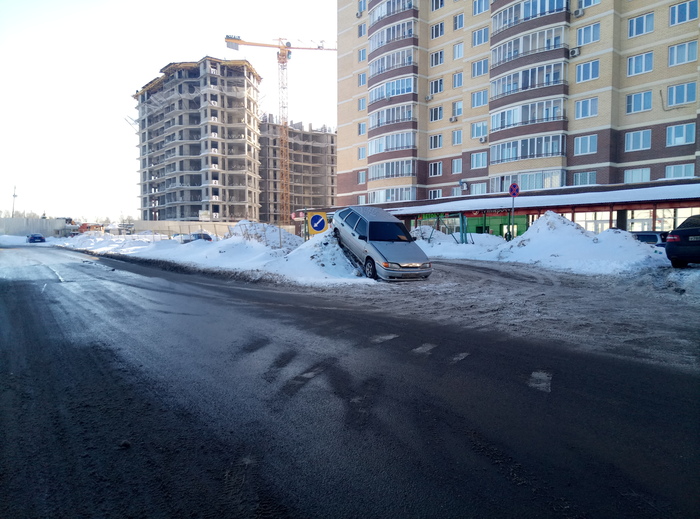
(368, 222), (412, 242)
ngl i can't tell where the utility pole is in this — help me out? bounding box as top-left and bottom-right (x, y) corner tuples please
(11, 186), (17, 218)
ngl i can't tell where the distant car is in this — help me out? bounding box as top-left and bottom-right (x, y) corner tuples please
(331, 206), (432, 281)
(631, 231), (668, 248)
(665, 215), (700, 268)
(26, 233), (46, 243)
(177, 232), (213, 243)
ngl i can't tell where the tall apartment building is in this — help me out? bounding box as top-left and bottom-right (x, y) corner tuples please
(135, 57), (262, 222)
(259, 118), (337, 223)
(337, 0), (699, 211)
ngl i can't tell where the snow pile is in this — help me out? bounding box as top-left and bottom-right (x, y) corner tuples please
(228, 220), (303, 253)
(415, 211), (670, 275)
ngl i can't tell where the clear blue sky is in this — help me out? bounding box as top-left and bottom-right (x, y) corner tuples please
(0, 0), (337, 221)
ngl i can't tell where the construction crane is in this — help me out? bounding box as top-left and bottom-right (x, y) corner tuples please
(225, 35), (336, 225)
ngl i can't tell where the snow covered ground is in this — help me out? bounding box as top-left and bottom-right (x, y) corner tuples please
(4, 212), (698, 371)
(3, 212), (698, 293)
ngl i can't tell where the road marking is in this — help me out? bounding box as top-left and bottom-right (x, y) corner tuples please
(528, 371), (552, 393)
(47, 266), (65, 283)
(370, 334), (399, 344)
(450, 352), (470, 364)
(412, 343), (437, 355)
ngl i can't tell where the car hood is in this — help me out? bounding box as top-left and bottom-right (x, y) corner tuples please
(370, 241), (430, 264)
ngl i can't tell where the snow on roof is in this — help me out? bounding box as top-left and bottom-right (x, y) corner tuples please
(390, 183), (700, 216)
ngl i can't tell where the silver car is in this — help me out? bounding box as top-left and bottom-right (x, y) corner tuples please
(332, 206), (432, 280)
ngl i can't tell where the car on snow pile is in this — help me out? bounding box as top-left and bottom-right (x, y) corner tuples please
(631, 231), (668, 248)
(332, 206), (432, 281)
(26, 233), (46, 243)
(665, 215), (700, 268)
(175, 232), (213, 243)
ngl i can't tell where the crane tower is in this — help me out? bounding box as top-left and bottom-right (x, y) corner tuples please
(225, 35), (336, 225)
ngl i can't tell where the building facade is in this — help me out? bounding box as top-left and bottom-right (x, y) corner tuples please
(337, 0), (699, 218)
(135, 57), (262, 222)
(259, 118), (337, 224)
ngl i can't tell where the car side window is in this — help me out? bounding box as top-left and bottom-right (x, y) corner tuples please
(336, 208), (350, 221)
(344, 211), (360, 229)
(355, 218), (368, 237)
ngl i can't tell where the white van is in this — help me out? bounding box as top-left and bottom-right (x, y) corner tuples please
(331, 206), (432, 280)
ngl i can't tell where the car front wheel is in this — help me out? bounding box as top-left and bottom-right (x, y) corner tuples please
(364, 258), (377, 280)
(333, 228), (342, 247)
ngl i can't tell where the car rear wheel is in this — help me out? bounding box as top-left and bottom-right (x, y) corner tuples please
(364, 258), (377, 280)
(671, 259), (689, 268)
(333, 228), (342, 247)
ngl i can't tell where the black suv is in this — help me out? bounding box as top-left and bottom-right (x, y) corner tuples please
(665, 216), (700, 268)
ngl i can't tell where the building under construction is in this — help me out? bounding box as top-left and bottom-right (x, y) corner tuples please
(134, 57), (263, 222)
(259, 116), (336, 224)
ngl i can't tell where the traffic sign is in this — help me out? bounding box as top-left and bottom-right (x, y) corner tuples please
(509, 183), (520, 197)
(307, 212), (328, 235)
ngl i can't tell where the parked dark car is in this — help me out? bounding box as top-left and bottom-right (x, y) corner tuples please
(665, 215), (700, 268)
(176, 232), (213, 243)
(631, 231), (668, 248)
(26, 233), (46, 243)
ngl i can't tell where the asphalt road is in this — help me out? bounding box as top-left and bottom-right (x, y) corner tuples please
(1, 245), (698, 518)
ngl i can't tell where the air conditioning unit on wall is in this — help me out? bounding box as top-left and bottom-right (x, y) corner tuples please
(569, 47), (581, 58)
(479, 136), (488, 144)
(574, 8), (585, 17)
(449, 116), (458, 122)
(425, 95), (433, 101)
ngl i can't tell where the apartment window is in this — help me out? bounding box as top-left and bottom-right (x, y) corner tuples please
(429, 106), (443, 122)
(573, 171), (597, 186)
(627, 52), (653, 76)
(471, 121), (487, 139)
(666, 123), (696, 146)
(472, 58), (488, 77)
(358, 146), (367, 159)
(429, 189), (443, 200)
(358, 170), (367, 184)
(452, 100), (463, 116)
(358, 73), (366, 86)
(471, 182), (487, 194)
(471, 151), (487, 169)
(358, 23), (367, 37)
(575, 97), (598, 119)
(628, 13), (654, 37)
(452, 130), (463, 145)
(580, 0), (600, 7)
(472, 27), (488, 47)
(452, 158), (462, 174)
(358, 0), (367, 12)
(451, 187), (462, 197)
(670, 0), (698, 25)
(453, 72), (463, 88)
(669, 41), (698, 66)
(577, 23), (600, 46)
(358, 122), (367, 135)
(624, 168), (650, 183)
(668, 82), (696, 106)
(625, 129), (651, 151)
(473, 0), (488, 15)
(430, 79), (444, 95)
(429, 161), (443, 176)
(431, 0), (444, 11)
(453, 43), (464, 60)
(626, 91), (652, 113)
(431, 22), (445, 39)
(471, 89), (488, 107)
(576, 60), (600, 82)
(358, 49), (367, 62)
(358, 97), (366, 110)
(430, 50), (444, 67)
(358, 194), (367, 205)
(666, 164), (695, 178)
(574, 134), (598, 155)
(454, 13), (464, 30)
(429, 134), (443, 149)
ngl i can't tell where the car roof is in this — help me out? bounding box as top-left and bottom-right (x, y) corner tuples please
(345, 206), (402, 223)
(677, 215), (700, 230)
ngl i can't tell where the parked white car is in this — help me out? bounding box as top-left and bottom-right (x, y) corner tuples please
(332, 206), (432, 281)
